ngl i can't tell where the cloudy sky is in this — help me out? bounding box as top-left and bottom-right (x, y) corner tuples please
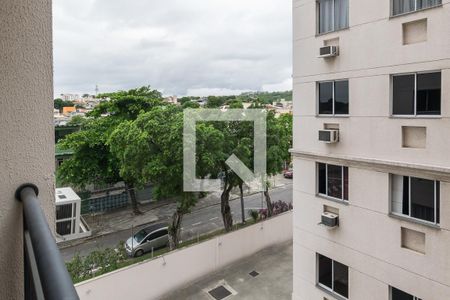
(53, 0), (292, 97)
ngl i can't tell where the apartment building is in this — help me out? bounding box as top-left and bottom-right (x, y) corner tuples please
(292, 0), (450, 299)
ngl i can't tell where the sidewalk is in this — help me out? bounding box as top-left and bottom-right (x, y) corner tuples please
(59, 174), (292, 249)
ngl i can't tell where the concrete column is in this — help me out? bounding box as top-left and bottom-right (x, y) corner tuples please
(0, 0), (54, 298)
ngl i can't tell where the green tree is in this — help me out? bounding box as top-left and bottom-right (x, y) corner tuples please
(67, 115), (88, 127)
(207, 115), (254, 232)
(264, 112), (293, 216)
(57, 117), (122, 191)
(182, 101), (200, 109)
(54, 98), (74, 111)
(205, 96), (225, 108)
(57, 86), (164, 214)
(212, 109), (292, 227)
(109, 106), (225, 248)
(89, 86), (163, 119)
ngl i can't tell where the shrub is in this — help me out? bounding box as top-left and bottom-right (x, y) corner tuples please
(248, 209), (259, 223)
(67, 241), (128, 283)
(258, 201), (292, 220)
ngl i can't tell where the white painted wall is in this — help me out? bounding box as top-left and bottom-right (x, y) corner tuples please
(292, 160), (450, 300)
(292, 0), (450, 299)
(75, 212), (293, 300)
(0, 1), (54, 298)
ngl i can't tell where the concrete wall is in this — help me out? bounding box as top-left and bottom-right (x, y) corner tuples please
(0, 0), (54, 298)
(292, 0), (450, 299)
(75, 212), (293, 300)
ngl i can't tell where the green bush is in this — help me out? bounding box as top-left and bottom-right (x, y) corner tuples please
(249, 210), (259, 223)
(66, 241), (128, 283)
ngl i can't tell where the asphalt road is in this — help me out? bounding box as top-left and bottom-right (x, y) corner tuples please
(59, 183), (292, 261)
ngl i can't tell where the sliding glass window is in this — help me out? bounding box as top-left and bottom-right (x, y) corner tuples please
(391, 175), (440, 224)
(392, 0), (442, 16)
(318, 80), (349, 115)
(317, 254), (349, 299)
(318, 163), (349, 201)
(318, 0), (349, 34)
(392, 72), (441, 116)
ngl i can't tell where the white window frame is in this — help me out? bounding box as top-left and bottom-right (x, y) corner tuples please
(317, 163), (348, 202)
(391, 0), (442, 17)
(390, 71), (442, 118)
(317, 79), (349, 116)
(390, 174), (440, 225)
(316, 254), (349, 299)
(316, 0), (349, 35)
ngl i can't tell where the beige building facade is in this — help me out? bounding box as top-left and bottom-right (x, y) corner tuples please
(292, 0), (450, 299)
(0, 0), (54, 298)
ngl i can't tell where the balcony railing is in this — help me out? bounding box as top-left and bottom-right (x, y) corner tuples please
(16, 184), (79, 300)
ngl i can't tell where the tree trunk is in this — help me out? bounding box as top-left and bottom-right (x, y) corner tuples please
(264, 186), (274, 217)
(168, 210), (183, 250)
(221, 182), (234, 232)
(239, 182), (245, 224)
(126, 182), (142, 215)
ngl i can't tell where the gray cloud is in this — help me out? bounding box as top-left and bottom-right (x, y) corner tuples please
(53, 0), (292, 96)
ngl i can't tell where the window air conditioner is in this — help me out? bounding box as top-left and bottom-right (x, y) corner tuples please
(318, 46), (338, 58)
(321, 212), (339, 228)
(318, 129), (339, 143)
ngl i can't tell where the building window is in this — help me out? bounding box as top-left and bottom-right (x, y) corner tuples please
(392, 72), (441, 116)
(318, 0), (349, 34)
(392, 0), (442, 16)
(391, 286), (422, 300)
(318, 163), (349, 201)
(318, 80), (349, 115)
(391, 175), (440, 224)
(317, 254), (349, 298)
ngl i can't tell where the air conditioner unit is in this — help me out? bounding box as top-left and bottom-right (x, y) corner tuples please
(318, 46), (338, 58)
(321, 212), (339, 228)
(318, 129), (339, 143)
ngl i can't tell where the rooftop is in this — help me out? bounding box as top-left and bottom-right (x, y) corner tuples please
(161, 241), (293, 300)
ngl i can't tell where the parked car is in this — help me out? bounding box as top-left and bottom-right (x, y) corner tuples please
(283, 169), (293, 179)
(125, 223), (169, 257)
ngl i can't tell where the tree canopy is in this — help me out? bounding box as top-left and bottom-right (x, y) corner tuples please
(57, 85), (293, 246)
(54, 98), (75, 111)
(57, 86), (164, 214)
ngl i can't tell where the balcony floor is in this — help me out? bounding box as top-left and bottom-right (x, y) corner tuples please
(161, 241), (293, 300)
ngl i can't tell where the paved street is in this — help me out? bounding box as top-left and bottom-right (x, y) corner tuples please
(59, 183), (292, 261)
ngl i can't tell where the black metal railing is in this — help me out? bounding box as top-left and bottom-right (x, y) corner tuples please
(16, 184), (79, 300)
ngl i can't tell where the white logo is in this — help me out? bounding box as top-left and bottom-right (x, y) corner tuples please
(183, 109), (267, 192)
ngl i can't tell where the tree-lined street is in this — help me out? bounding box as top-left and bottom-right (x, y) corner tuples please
(59, 183), (292, 261)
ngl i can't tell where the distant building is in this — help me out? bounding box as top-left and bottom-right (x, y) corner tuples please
(60, 93), (80, 101)
(62, 106), (76, 116)
(272, 98), (292, 109)
(164, 96), (178, 105)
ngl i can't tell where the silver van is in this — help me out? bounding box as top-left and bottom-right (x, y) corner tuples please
(125, 223), (169, 257)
